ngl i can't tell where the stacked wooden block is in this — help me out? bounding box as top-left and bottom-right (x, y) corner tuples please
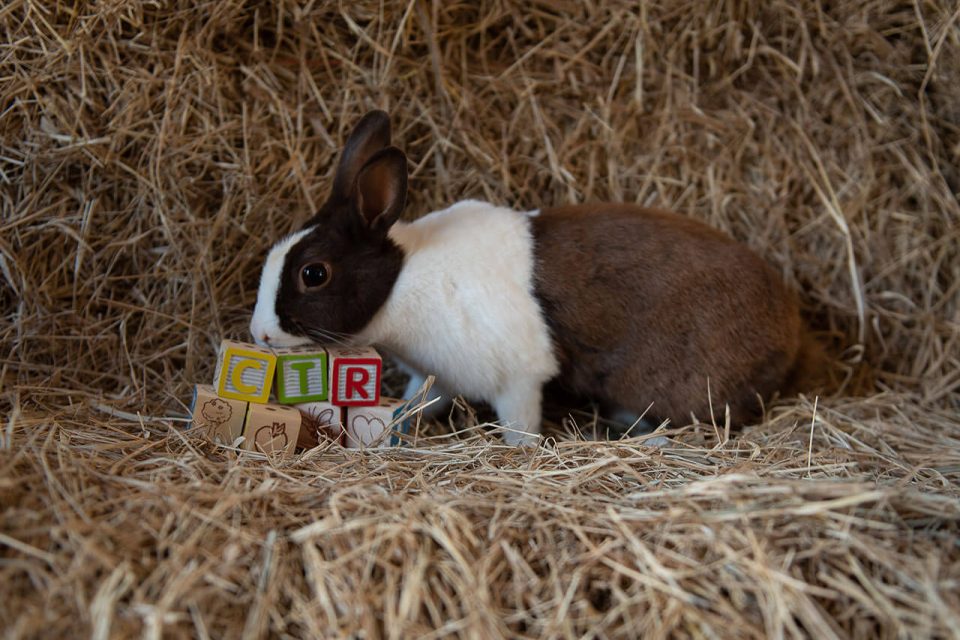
(190, 340), (410, 456)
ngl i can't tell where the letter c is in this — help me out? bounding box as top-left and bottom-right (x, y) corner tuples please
(231, 359), (263, 394)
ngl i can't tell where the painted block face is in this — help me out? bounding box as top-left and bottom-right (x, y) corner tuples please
(295, 401), (344, 448)
(344, 397), (410, 449)
(275, 347), (328, 404)
(242, 403), (301, 457)
(213, 339), (276, 403)
(190, 384), (247, 445)
(328, 346), (382, 406)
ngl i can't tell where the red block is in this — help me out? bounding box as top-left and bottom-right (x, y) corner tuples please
(328, 346), (382, 406)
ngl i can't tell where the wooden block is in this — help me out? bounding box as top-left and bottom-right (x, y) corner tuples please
(190, 384), (247, 445)
(295, 401), (345, 448)
(213, 339), (276, 404)
(241, 402), (301, 457)
(328, 346), (382, 406)
(344, 397), (410, 449)
(274, 346), (328, 404)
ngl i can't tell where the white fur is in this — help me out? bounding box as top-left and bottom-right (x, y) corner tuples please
(401, 369), (451, 420)
(356, 200), (559, 445)
(250, 227), (315, 348)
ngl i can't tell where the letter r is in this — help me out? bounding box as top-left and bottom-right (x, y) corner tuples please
(345, 367), (370, 399)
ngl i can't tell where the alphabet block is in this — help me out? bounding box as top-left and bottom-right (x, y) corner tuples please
(242, 402), (301, 457)
(295, 401), (345, 448)
(190, 384), (247, 445)
(328, 346), (382, 406)
(344, 397), (410, 449)
(274, 346), (329, 404)
(213, 339), (276, 404)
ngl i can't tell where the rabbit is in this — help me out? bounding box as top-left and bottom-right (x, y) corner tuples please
(250, 110), (817, 445)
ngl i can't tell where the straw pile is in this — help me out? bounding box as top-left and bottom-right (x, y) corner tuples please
(2, 0), (958, 637)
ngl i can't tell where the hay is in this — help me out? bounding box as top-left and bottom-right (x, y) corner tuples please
(1, 0), (958, 637)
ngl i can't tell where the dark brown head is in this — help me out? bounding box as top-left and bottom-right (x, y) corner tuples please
(250, 111), (408, 347)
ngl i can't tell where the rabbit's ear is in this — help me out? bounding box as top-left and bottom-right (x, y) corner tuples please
(330, 110), (391, 201)
(354, 147), (408, 233)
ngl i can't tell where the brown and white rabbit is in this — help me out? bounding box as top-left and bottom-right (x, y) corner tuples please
(250, 110), (813, 445)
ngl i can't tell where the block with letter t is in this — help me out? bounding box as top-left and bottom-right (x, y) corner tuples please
(327, 346), (381, 406)
(274, 346), (328, 404)
(213, 339), (276, 404)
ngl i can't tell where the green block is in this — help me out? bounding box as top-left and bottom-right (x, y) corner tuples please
(275, 349), (328, 403)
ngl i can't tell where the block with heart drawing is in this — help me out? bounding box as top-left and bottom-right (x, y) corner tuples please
(295, 401), (344, 448)
(328, 346), (381, 406)
(241, 402), (301, 457)
(344, 397), (410, 449)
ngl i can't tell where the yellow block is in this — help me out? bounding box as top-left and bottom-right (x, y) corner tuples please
(213, 339), (277, 403)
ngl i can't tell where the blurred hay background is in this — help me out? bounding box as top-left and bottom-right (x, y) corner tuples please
(2, 0), (959, 637)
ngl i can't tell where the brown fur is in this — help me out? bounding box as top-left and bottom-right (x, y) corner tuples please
(530, 204), (807, 426)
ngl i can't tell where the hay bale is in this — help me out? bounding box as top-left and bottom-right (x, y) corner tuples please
(1, 0), (958, 637)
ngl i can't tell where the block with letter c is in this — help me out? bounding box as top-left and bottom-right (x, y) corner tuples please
(213, 339), (277, 403)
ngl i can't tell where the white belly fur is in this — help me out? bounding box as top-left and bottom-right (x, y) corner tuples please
(357, 200), (559, 411)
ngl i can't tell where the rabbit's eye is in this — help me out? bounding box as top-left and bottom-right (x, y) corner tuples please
(300, 263), (330, 289)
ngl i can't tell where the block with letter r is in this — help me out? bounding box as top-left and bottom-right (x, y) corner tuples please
(213, 340), (277, 404)
(274, 346), (328, 404)
(328, 346), (381, 406)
